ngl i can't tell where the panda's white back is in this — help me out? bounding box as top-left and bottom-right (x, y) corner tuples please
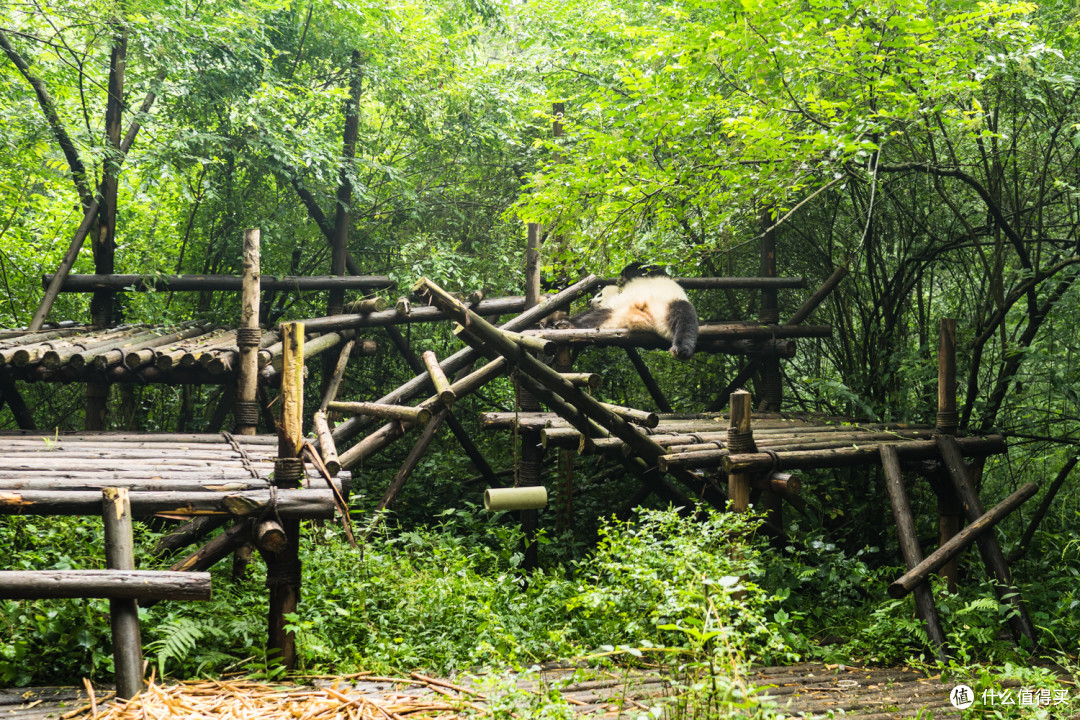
(601, 276), (688, 338)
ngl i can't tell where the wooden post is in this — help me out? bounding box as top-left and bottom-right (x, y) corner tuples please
(624, 347), (673, 413)
(757, 210), (782, 412)
(880, 447), (948, 661)
(266, 321), (304, 670)
(936, 434), (1037, 646)
(554, 343), (574, 533)
(102, 487), (145, 699)
(727, 390), (755, 512)
(235, 229), (261, 435)
(521, 223), (544, 571)
(935, 318), (961, 590)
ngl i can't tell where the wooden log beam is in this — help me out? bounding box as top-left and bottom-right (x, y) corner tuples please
(0, 570), (212, 601)
(889, 481), (1038, 599)
(236, 229), (261, 435)
(303, 296), (526, 333)
(332, 275), (602, 445)
(422, 350), (456, 406)
(0, 488), (338, 517)
(42, 273), (395, 293)
(722, 435), (1006, 473)
(881, 446), (948, 661)
(599, 276), (805, 290)
(327, 401), (431, 425)
(527, 326), (826, 345)
(936, 434), (1037, 646)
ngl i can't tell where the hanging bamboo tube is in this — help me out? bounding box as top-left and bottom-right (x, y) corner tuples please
(235, 229), (261, 435)
(422, 350), (456, 407)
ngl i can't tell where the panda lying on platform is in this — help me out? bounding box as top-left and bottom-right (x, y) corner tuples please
(568, 275), (699, 359)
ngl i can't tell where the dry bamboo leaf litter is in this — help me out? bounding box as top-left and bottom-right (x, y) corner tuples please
(64, 678), (469, 720)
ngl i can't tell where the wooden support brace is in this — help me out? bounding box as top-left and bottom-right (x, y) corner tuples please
(328, 401), (431, 425)
(889, 481), (1038, 599)
(935, 434), (1038, 647)
(624, 347), (672, 413)
(880, 446), (948, 661)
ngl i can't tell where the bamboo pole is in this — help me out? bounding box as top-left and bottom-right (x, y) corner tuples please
(267, 321), (304, 670)
(0, 488), (338, 517)
(624, 347), (673, 412)
(102, 487), (145, 698)
(313, 410), (340, 476)
(300, 296), (525, 333)
(558, 372), (601, 391)
(889, 481), (1038, 599)
(319, 339), (355, 413)
(880, 446), (948, 662)
(935, 318), (961, 589)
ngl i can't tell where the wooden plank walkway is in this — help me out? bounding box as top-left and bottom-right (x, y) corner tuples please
(5, 663), (1070, 719)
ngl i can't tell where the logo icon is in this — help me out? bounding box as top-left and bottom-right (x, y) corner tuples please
(950, 684), (975, 709)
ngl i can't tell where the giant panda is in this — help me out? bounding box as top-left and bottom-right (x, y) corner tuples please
(568, 275), (699, 359)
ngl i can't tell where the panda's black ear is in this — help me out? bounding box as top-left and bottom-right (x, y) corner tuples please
(618, 262), (669, 283)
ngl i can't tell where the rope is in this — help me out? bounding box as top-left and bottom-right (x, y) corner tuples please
(762, 448), (782, 473)
(273, 457), (304, 488)
(235, 327), (262, 347)
(222, 431), (260, 479)
(726, 427), (757, 454)
(234, 400), (260, 426)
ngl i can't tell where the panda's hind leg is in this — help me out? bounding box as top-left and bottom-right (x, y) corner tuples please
(665, 299), (698, 359)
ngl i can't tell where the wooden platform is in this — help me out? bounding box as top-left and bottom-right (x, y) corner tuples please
(0, 431), (349, 515)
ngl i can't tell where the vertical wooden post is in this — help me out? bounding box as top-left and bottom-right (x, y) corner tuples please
(102, 487), (144, 699)
(880, 447), (948, 661)
(327, 50), (363, 318)
(757, 211), (782, 412)
(935, 318), (960, 590)
(267, 321), (304, 669)
(727, 390), (755, 512)
(937, 319), (958, 433)
(84, 30), (127, 431)
(555, 344), (574, 533)
(519, 222), (544, 571)
(235, 229), (262, 435)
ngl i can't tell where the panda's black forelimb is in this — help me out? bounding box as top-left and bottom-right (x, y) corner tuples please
(666, 299), (699, 359)
(566, 307), (612, 329)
